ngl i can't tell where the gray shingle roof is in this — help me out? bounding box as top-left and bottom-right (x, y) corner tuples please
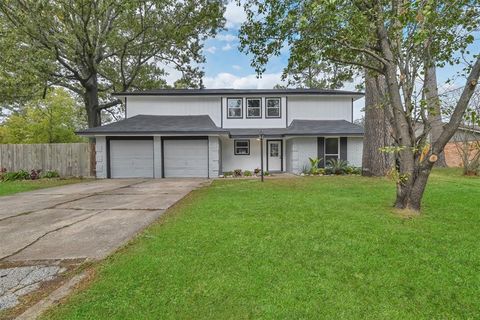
(113, 88), (364, 97)
(78, 115), (364, 137)
(77, 115), (224, 135)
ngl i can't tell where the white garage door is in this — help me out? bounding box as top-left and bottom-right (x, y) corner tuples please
(163, 139), (208, 178)
(110, 140), (154, 178)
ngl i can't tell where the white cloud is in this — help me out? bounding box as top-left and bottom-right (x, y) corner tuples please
(232, 65), (242, 70)
(221, 43), (234, 51)
(205, 46), (217, 54)
(216, 33), (237, 42)
(203, 72), (285, 89)
(224, 2), (247, 29)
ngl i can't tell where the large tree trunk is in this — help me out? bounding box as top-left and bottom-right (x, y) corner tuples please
(84, 75), (101, 177)
(362, 71), (392, 176)
(425, 65), (447, 167)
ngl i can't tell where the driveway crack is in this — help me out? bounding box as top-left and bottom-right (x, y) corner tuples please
(0, 211), (104, 261)
(0, 180), (147, 223)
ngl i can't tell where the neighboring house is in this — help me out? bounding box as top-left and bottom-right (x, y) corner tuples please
(78, 89), (364, 178)
(444, 125), (480, 167)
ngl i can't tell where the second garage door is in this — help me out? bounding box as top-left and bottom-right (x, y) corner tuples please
(163, 139), (208, 178)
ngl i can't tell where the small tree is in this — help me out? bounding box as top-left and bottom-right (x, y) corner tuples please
(0, 88), (85, 144)
(239, 0), (480, 212)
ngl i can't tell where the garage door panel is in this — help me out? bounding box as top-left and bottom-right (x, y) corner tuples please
(163, 140), (208, 178)
(110, 140), (154, 178)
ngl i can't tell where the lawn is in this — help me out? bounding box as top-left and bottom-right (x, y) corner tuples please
(42, 169), (480, 319)
(0, 178), (86, 196)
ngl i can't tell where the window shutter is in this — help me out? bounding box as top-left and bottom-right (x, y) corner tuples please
(340, 137), (348, 161)
(317, 137), (325, 167)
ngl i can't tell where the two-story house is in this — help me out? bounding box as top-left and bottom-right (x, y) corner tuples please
(79, 88), (364, 178)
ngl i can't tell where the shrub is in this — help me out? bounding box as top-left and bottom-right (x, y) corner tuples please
(244, 170), (252, 177)
(234, 169), (242, 177)
(326, 159), (349, 175)
(42, 170), (60, 179)
(308, 157), (322, 175)
(2, 169), (30, 181)
(254, 168), (261, 175)
(30, 169), (42, 180)
(223, 171), (233, 177)
(301, 164), (310, 175)
(264, 171), (270, 176)
(345, 166), (361, 175)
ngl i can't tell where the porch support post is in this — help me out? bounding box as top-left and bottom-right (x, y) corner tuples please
(260, 133), (264, 182)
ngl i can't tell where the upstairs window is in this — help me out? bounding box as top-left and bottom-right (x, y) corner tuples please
(325, 138), (339, 163)
(266, 98), (281, 118)
(246, 98), (262, 118)
(234, 140), (250, 155)
(227, 98), (243, 118)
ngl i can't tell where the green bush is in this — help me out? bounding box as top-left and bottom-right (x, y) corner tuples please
(244, 170), (253, 177)
(223, 171), (233, 177)
(326, 159), (349, 175)
(1, 169), (31, 181)
(42, 170), (60, 178)
(264, 171), (270, 176)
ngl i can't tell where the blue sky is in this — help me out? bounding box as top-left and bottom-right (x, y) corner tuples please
(167, 3), (479, 120)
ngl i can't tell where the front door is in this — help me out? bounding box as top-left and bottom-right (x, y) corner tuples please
(267, 140), (282, 171)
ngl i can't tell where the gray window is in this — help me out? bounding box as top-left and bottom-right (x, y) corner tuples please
(246, 98), (262, 118)
(266, 98), (281, 118)
(234, 140), (250, 155)
(227, 98), (243, 118)
(325, 138), (339, 163)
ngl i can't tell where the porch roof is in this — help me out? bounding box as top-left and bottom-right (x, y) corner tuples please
(228, 120), (364, 138)
(77, 115), (364, 137)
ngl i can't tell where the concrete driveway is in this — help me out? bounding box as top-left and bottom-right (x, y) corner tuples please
(0, 179), (208, 262)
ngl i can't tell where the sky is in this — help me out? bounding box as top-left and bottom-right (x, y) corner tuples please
(165, 2), (480, 121)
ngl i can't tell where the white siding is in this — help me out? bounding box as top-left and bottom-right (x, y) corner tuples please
(208, 136), (220, 178)
(153, 136), (162, 178)
(286, 137), (317, 174)
(222, 96), (287, 128)
(126, 96), (222, 126)
(95, 136), (107, 178)
(287, 96), (352, 124)
(220, 137), (266, 172)
(347, 137), (363, 167)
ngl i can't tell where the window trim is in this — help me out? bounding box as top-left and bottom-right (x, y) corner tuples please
(246, 97), (262, 119)
(324, 137), (340, 163)
(226, 97), (243, 119)
(265, 97), (282, 118)
(234, 139), (250, 155)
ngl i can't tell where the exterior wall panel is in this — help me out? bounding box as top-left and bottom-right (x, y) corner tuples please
(287, 96), (352, 124)
(347, 137), (363, 167)
(127, 96), (222, 126)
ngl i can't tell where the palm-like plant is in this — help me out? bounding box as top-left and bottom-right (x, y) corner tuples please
(326, 159), (349, 175)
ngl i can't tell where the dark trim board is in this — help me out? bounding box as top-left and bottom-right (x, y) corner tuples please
(266, 139), (283, 172)
(106, 136), (154, 179)
(160, 136), (209, 178)
(317, 137), (325, 168)
(124, 97), (128, 119)
(220, 97), (223, 128)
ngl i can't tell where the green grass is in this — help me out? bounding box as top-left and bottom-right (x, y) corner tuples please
(0, 178), (87, 196)
(43, 169), (480, 319)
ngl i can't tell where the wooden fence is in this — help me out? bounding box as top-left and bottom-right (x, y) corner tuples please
(0, 143), (93, 177)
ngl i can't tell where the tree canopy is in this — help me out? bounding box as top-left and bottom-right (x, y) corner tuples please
(0, 88), (86, 144)
(0, 0), (226, 127)
(239, 0), (480, 211)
